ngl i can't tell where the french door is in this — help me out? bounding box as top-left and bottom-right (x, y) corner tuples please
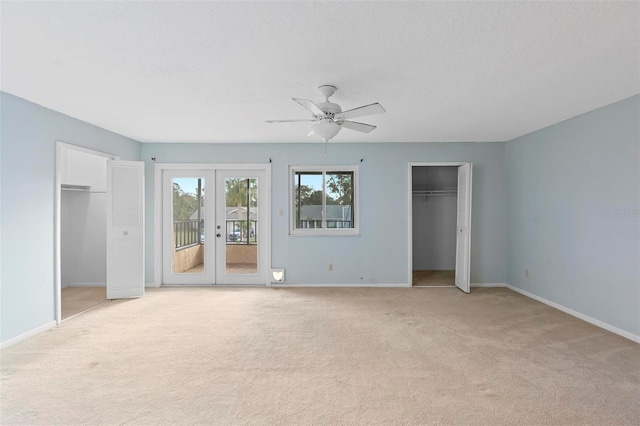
(162, 167), (267, 285)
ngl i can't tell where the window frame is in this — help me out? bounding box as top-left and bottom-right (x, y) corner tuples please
(289, 165), (360, 236)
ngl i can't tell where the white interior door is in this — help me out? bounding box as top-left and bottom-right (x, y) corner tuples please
(162, 170), (214, 285)
(107, 160), (145, 299)
(455, 163), (472, 293)
(215, 169), (267, 285)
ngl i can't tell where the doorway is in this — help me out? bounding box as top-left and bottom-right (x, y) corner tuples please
(409, 163), (472, 292)
(56, 143), (113, 320)
(160, 165), (269, 286)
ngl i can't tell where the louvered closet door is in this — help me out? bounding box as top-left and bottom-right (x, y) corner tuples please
(107, 160), (145, 299)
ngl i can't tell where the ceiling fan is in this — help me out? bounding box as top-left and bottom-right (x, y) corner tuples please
(266, 85), (386, 142)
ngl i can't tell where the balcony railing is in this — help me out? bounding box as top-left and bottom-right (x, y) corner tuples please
(226, 220), (258, 244)
(298, 219), (352, 229)
(174, 220), (201, 249)
(174, 219), (259, 249)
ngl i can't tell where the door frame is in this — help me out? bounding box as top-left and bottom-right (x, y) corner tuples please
(153, 163), (272, 287)
(54, 141), (118, 324)
(407, 162), (472, 289)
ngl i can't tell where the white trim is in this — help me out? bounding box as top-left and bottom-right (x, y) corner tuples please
(412, 285), (456, 288)
(264, 164), (272, 286)
(409, 162), (469, 167)
(1, 321), (57, 349)
(289, 165), (360, 237)
(153, 164), (163, 287)
(271, 283), (409, 288)
(411, 283), (506, 288)
(471, 283), (507, 288)
(506, 285), (640, 344)
(161, 284), (267, 288)
(55, 141), (117, 325)
(153, 162), (271, 287)
(407, 162), (468, 288)
(157, 163), (269, 170)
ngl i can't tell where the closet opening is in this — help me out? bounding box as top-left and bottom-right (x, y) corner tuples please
(409, 163), (472, 292)
(412, 166), (458, 287)
(56, 143), (115, 321)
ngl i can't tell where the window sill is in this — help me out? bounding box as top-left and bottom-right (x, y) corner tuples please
(290, 229), (360, 237)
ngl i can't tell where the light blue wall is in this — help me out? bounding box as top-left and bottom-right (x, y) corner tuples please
(4, 89), (636, 344)
(506, 95), (640, 336)
(142, 142), (507, 286)
(0, 92), (141, 344)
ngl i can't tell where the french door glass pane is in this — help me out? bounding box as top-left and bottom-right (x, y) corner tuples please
(225, 177), (258, 274)
(171, 177), (205, 274)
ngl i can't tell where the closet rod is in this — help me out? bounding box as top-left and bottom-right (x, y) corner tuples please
(412, 190), (457, 195)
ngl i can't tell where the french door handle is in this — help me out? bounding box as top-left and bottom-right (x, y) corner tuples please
(216, 233), (222, 238)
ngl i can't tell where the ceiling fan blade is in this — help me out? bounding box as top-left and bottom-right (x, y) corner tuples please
(339, 120), (376, 133)
(336, 102), (386, 120)
(293, 98), (325, 117)
(266, 119), (317, 123)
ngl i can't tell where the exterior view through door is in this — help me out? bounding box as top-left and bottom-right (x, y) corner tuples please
(162, 167), (267, 285)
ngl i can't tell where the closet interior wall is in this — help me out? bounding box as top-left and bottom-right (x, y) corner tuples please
(412, 166), (458, 271)
(60, 149), (109, 288)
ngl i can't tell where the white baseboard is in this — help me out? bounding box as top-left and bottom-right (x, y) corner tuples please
(70, 282), (163, 289)
(1, 321), (57, 350)
(506, 284), (640, 344)
(146, 281), (162, 288)
(471, 282), (507, 288)
(272, 283), (410, 288)
(272, 283), (507, 289)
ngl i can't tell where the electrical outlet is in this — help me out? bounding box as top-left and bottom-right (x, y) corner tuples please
(279, 208), (284, 216)
(328, 263), (333, 272)
(525, 268), (529, 277)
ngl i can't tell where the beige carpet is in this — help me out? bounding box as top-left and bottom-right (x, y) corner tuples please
(413, 270), (455, 287)
(2, 287), (639, 425)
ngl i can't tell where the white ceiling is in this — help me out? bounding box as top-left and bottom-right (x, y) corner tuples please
(1, 1), (638, 143)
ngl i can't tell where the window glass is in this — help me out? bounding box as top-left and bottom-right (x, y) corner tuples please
(326, 172), (354, 229)
(294, 171), (323, 229)
(291, 167), (358, 235)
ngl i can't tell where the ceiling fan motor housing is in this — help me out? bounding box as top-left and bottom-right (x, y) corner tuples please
(318, 102), (342, 119)
(316, 85), (341, 119)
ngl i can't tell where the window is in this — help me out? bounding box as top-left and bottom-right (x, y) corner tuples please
(290, 166), (359, 236)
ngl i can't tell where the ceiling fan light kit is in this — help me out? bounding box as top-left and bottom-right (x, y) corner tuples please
(267, 85), (386, 142)
(309, 118), (341, 142)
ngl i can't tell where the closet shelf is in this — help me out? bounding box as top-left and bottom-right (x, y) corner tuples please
(412, 189), (457, 196)
(61, 184), (106, 193)
(61, 184), (90, 192)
